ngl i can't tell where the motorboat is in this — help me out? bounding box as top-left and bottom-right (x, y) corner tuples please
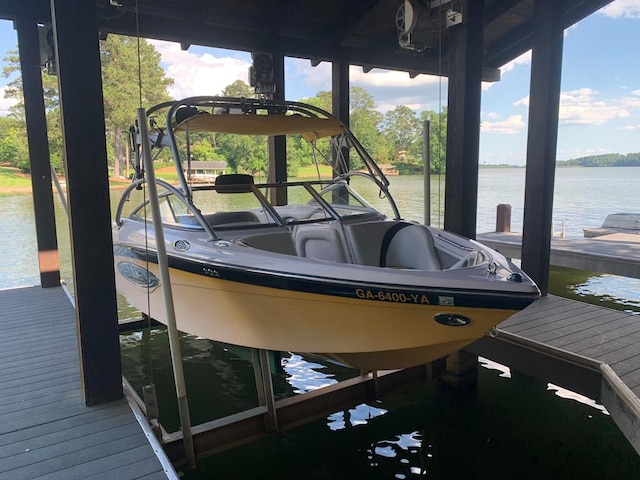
(113, 96), (540, 371)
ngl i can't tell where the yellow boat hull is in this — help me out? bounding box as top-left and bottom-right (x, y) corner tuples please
(116, 260), (516, 370)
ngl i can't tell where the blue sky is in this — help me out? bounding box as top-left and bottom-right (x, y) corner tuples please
(1, 0), (639, 165)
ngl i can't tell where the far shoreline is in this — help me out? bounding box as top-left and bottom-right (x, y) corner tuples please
(2, 164), (639, 196)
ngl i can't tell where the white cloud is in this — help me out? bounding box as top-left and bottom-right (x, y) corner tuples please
(500, 51), (532, 75)
(149, 40), (251, 99)
(559, 88), (630, 125)
(0, 86), (18, 116)
(483, 51), (531, 92)
(599, 0), (640, 19)
(514, 96), (529, 108)
(481, 115), (526, 134)
(620, 124), (640, 130)
(351, 67), (447, 113)
(350, 67), (440, 88)
(513, 88), (635, 126)
(290, 59), (448, 112)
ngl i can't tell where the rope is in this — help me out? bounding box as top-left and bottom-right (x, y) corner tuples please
(134, 0), (155, 386)
(437, 1), (444, 229)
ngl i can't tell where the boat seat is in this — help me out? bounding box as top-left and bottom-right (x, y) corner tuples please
(204, 211), (261, 227)
(294, 225), (347, 263)
(381, 224), (441, 270)
(347, 221), (441, 270)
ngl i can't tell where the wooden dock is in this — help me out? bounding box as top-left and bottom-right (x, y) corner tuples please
(0, 286), (177, 480)
(467, 294), (640, 454)
(477, 231), (640, 279)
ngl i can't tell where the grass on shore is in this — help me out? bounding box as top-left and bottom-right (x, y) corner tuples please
(0, 166), (32, 188)
(0, 163), (335, 195)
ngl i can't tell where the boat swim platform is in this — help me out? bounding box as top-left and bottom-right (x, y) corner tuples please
(466, 294), (640, 455)
(476, 231), (640, 279)
(0, 285), (177, 480)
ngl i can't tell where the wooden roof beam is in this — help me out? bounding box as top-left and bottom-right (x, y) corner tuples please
(100, 12), (500, 80)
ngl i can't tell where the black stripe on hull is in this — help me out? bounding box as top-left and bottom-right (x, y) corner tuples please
(115, 245), (538, 311)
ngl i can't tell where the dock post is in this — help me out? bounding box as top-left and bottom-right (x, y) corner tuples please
(441, 351), (478, 389)
(496, 204), (512, 232)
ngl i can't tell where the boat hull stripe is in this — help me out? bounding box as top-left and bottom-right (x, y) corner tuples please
(116, 245), (537, 311)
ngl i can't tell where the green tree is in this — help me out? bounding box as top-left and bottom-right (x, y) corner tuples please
(420, 108), (447, 174)
(0, 117), (30, 171)
(381, 105), (420, 164)
(2, 49), (63, 171)
(216, 132), (268, 176)
(349, 87), (383, 168)
(221, 80), (255, 98)
(2, 37), (172, 175)
(101, 35), (173, 177)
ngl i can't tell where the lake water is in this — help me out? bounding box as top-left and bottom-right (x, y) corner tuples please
(2, 167), (640, 478)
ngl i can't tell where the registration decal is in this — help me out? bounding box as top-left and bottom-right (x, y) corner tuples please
(355, 288), (431, 304)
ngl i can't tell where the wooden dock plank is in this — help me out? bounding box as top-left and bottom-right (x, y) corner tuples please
(498, 297), (593, 332)
(620, 370), (640, 391)
(1, 372), (81, 399)
(0, 389), (81, 416)
(0, 286), (174, 480)
(0, 403), (133, 448)
(608, 351), (640, 377)
(0, 423), (143, 471)
(0, 379), (81, 407)
(0, 352), (78, 379)
(525, 310), (635, 345)
(0, 412), (135, 459)
(86, 457), (172, 480)
(546, 319), (640, 352)
(507, 307), (610, 339)
(5, 433), (150, 480)
(35, 444), (161, 480)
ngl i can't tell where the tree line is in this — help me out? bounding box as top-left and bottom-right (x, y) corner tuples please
(1, 35), (451, 178)
(556, 153), (640, 167)
(7, 35), (634, 178)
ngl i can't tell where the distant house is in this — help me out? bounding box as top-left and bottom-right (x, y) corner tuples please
(183, 161), (227, 182)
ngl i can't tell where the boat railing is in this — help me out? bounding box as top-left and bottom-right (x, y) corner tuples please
(114, 178), (218, 241)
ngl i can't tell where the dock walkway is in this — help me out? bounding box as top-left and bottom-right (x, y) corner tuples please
(477, 231), (640, 279)
(468, 294), (640, 454)
(0, 286), (176, 480)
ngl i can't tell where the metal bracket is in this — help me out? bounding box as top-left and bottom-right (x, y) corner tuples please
(446, 8), (463, 27)
(142, 383), (160, 422)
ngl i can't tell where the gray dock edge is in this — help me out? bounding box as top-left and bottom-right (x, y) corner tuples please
(466, 330), (640, 454)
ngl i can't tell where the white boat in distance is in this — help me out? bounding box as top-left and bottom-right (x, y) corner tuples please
(113, 96), (540, 371)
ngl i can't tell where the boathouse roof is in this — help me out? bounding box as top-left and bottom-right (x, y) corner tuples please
(2, 0), (613, 78)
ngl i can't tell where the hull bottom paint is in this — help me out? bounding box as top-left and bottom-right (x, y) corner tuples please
(115, 260), (517, 371)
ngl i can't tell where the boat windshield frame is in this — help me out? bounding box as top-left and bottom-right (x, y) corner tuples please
(125, 96), (403, 231)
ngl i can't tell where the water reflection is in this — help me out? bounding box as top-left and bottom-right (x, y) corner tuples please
(281, 353), (338, 394)
(574, 274), (640, 314)
(327, 403), (388, 431)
